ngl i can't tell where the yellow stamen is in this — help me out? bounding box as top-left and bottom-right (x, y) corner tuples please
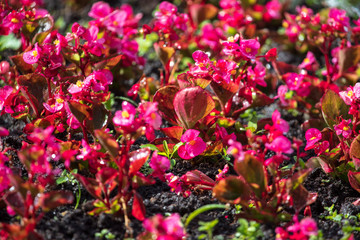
(32, 50), (38, 57)
(121, 111), (130, 118)
(343, 126), (350, 131)
(76, 80), (83, 88)
(348, 91), (353, 97)
(11, 18), (19, 23)
(245, 47), (252, 53)
(54, 39), (60, 45)
(304, 58), (310, 63)
(56, 98), (64, 103)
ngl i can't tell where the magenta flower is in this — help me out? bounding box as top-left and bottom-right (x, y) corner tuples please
(284, 73), (304, 91)
(113, 101), (136, 127)
(0, 86), (13, 112)
(328, 8), (349, 29)
(300, 218), (318, 236)
(213, 59), (238, 84)
(4, 11), (25, 33)
(239, 39), (260, 59)
(285, 23), (301, 43)
(0, 164), (11, 193)
(227, 139), (244, 161)
(89, 1), (112, 19)
(178, 129), (206, 160)
(138, 102), (162, 130)
(191, 50), (211, 76)
(314, 141), (330, 156)
(149, 152), (170, 181)
(305, 128), (322, 151)
(265, 0), (282, 20)
(334, 119), (352, 139)
(277, 85), (289, 106)
(140, 213), (186, 240)
(265, 136), (293, 155)
(165, 173), (191, 197)
(339, 86), (355, 105)
(272, 110), (289, 133)
(248, 61), (266, 87)
(299, 51), (317, 70)
(23, 43), (41, 64)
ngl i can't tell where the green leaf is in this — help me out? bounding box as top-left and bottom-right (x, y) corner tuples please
(185, 204), (227, 227)
(140, 144), (159, 151)
(0, 34), (21, 51)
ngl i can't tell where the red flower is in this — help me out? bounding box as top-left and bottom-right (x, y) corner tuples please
(23, 43), (41, 64)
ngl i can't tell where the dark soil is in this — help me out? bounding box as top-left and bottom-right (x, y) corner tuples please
(2, 0), (360, 240)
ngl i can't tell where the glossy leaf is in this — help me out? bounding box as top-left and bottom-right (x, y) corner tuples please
(10, 54), (35, 74)
(153, 85), (179, 126)
(338, 45), (360, 74)
(74, 174), (102, 200)
(161, 126), (183, 141)
(32, 16), (54, 44)
(154, 43), (175, 68)
(96, 167), (118, 186)
(189, 4), (218, 25)
(350, 135), (360, 160)
(234, 154), (266, 198)
(291, 185), (317, 213)
(94, 129), (119, 158)
(250, 90), (274, 108)
(348, 171), (360, 193)
(91, 102), (109, 130)
(129, 148), (151, 175)
(213, 176), (250, 203)
(4, 191), (26, 216)
(132, 192), (146, 221)
(321, 90), (350, 128)
(17, 73), (48, 117)
(39, 191), (74, 212)
(173, 86), (215, 129)
(210, 81), (239, 110)
(67, 100), (91, 124)
(183, 170), (215, 189)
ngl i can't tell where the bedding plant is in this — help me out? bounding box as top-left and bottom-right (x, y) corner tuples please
(2, 0), (360, 239)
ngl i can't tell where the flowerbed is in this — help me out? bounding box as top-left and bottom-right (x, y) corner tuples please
(2, 0), (360, 239)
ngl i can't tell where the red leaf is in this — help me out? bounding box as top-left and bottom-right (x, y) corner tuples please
(129, 148), (151, 175)
(17, 73), (48, 117)
(153, 85), (180, 126)
(161, 126), (183, 141)
(183, 170), (215, 189)
(210, 81), (239, 110)
(189, 4), (218, 25)
(173, 86), (215, 129)
(213, 176), (250, 203)
(39, 191), (74, 212)
(96, 167), (118, 185)
(74, 174), (102, 200)
(348, 171), (360, 193)
(338, 46), (360, 74)
(132, 192), (146, 221)
(154, 43), (175, 68)
(67, 100), (91, 124)
(94, 129), (119, 158)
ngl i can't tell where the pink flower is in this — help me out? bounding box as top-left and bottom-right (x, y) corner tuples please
(0, 164), (11, 193)
(277, 85), (289, 106)
(4, 11), (25, 33)
(339, 86), (355, 105)
(0, 127), (9, 137)
(239, 39), (260, 59)
(305, 128), (322, 151)
(299, 51), (317, 70)
(103, 10), (127, 35)
(284, 73), (304, 91)
(89, 1), (112, 19)
(227, 139), (244, 161)
(165, 173), (191, 197)
(138, 102), (162, 130)
(23, 43), (41, 64)
(314, 141), (330, 155)
(216, 164), (229, 181)
(334, 119), (352, 139)
(0, 86), (13, 111)
(272, 110), (289, 133)
(178, 129), (206, 160)
(285, 23), (301, 43)
(265, 136), (293, 155)
(300, 218), (318, 236)
(140, 213), (186, 240)
(247, 61), (266, 87)
(265, 0), (282, 20)
(328, 8), (349, 29)
(149, 152), (170, 181)
(191, 50), (211, 74)
(113, 101), (136, 127)
(213, 59), (237, 84)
